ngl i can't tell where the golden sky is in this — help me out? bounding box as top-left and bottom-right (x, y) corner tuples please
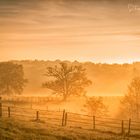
(0, 0), (140, 63)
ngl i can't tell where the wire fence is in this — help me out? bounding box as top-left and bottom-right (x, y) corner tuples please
(0, 99), (140, 136)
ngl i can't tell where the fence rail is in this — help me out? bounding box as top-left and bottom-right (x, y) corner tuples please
(0, 98), (140, 136)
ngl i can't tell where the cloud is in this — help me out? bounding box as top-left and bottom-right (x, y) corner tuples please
(0, 0), (140, 62)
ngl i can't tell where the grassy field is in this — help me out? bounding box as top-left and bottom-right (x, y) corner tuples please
(0, 118), (140, 140)
(1, 96), (140, 140)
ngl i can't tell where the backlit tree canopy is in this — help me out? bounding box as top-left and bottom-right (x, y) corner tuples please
(0, 62), (27, 95)
(43, 62), (92, 101)
(121, 77), (140, 120)
(84, 97), (108, 116)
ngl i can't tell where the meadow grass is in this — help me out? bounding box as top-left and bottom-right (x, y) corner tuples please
(0, 118), (140, 140)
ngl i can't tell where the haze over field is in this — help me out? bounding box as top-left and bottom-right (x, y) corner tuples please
(1, 1), (140, 139)
(10, 60), (140, 97)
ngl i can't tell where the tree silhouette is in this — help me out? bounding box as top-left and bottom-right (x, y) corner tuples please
(43, 62), (92, 101)
(121, 77), (140, 120)
(84, 96), (108, 117)
(0, 62), (27, 95)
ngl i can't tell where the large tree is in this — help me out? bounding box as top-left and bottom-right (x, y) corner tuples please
(43, 62), (92, 101)
(0, 62), (27, 95)
(120, 77), (140, 120)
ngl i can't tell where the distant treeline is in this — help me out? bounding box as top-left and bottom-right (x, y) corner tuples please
(11, 60), (140, 96)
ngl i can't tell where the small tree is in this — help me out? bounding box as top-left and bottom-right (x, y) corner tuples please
(43, 62), (92, 101)
(84, 96), (108, 117)
(120, 77), (140, 120)
(0, 62), (27, 95)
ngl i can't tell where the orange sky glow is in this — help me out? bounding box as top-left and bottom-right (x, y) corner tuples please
(0, 0), (140, 63)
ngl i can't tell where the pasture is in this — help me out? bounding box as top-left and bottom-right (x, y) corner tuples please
(0, 96), (140, 140)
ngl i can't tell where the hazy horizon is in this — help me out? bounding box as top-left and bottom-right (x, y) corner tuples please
(1, 59), (140, 65)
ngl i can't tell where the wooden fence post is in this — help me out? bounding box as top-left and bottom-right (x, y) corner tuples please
(65, 112), (67, 126)
(36, 111), (39, 121)
(93, 116), (95, 130)
(0, 97), (2, 117)
(62, 109), (65, 126)
(128, 118), (131, 135)
(121, 120), (124, 135)
(8, 107), (10, 118)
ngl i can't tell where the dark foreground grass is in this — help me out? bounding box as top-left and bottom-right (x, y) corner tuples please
(0, 118), (139, 140)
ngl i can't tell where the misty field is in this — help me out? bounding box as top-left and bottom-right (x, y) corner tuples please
(1, 117), (140, 140)
(0, 117), (140, 140)
(1, 0), (140, 138)
(1, 62), (140, 140)
(0, 96), (140, 140)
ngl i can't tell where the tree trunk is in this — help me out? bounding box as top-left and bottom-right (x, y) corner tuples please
(62, 94), (67, 102)
(63, 79), (68, 102)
